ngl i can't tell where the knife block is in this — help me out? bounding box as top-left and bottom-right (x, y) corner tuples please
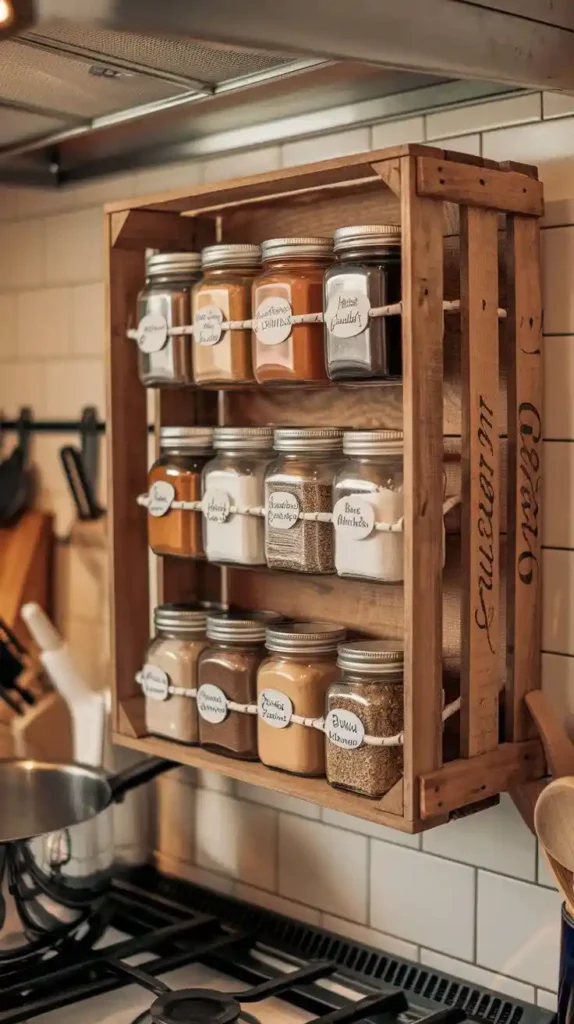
(0, 667), (73, 761)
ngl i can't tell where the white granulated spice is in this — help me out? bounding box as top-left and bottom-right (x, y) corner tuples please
(334, 487), (404, 582)
(203, 426), (273, 566)
(203, 465), (266, 565)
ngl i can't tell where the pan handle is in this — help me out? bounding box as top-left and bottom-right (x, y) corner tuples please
(108, 757), (176, 802)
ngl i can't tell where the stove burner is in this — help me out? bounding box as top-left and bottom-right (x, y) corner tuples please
(148, 989), (242, 1024)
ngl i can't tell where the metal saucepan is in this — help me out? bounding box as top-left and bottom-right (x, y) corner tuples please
(0, 756), (176, 962)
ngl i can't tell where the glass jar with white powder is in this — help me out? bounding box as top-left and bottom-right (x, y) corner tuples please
(333, 430), (404, 582)
(202, 427), (273, 565)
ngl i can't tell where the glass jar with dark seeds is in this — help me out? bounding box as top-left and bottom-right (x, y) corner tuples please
(325, 640), (404, 798)
(264, 428), (343, 574)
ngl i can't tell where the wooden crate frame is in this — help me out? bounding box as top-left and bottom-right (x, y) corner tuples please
(105, 143), (544, 834)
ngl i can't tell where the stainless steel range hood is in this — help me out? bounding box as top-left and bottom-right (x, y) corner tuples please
(1, 0), (573, 186)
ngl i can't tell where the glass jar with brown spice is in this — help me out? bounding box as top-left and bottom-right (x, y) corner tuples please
(257, 622), (346, 776)
(148, 426), (213, 558)
(325, 640), (404, 799)
(142, 603), (208, 744)
(192, 244), (261, 386)
(252, 237), (333, 385)
(197, 610), (281, 760)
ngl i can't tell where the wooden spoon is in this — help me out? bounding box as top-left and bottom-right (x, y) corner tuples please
(535, 777), (574, 912)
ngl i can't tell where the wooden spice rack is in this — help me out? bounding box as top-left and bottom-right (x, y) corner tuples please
(106, 143), (544, 834)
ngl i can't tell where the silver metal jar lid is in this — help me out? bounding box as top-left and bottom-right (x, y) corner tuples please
(261, 237), (333, 261)
(273, 427), (343, 453)
(333, 225), (401, 254)
(343, 430), (403, 456)
(206, 610), (282, 644)
(213, 426), (274, 452)
(154, 603), (207, 635)
(159, 426), (214, 451)
(337, 639), (404, 676)
(201, 244), (261, 270)
(147, 251), (202, 276)
(266, 622), (346, 655)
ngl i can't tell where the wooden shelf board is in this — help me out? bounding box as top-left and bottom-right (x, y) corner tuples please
(112, 729), (428, 833)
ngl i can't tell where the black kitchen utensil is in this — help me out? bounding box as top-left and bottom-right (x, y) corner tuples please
(0, 617), (34, 706)
(59, 446), (102, 521)
(0, 409), (33, 526)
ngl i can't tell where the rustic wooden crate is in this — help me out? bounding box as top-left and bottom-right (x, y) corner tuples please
(105, 143), (544, 833)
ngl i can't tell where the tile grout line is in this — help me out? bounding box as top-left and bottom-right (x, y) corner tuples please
(472, 866), (478, 963)
(366, 836), (372, 927)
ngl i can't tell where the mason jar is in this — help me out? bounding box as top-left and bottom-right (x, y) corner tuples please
(325, 640), (404, 799)
(136, 251), (201, 387)
(324, 225), (401, 382)
(202, 426), (274, 566)
(192, 244), (260, 387)
(333, 430), (404, 582)
(264, 427), (343, 574)
(148, 426), (213, 559)
(257, 622), (346, 776)
(252, 237), (333, 386)
(142, 604), (209, 744)
(197, 611), (281, 760)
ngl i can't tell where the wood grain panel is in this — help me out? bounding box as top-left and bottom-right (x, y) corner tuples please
(505, 216), (543, 741)
(113, 729), (427, 831)
(105, 221), (149, 734)
(400, 156), (445, 821)
(460, 207), (501, 757)
(420, 739), (544, 818)
(417, 156), (544, 216)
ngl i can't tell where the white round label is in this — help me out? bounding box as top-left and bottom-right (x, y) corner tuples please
(148, 480), (176, 518)
(203, 489), (231, 523)
(197, 684), (228, 724)
(194, 304), (224, 346)
(325, 709), (365, 749)
(254, 297), (293, 345)
(258, 689), (293, 729)
(141, 664), (169, 702)
(333, 495), (375, 540)
(136, 312), (168, 353)
(325, 290), (371, 339)
(266, 491), (300, 530)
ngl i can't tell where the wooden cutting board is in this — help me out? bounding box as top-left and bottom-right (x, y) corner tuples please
(0, 510), (53, 648)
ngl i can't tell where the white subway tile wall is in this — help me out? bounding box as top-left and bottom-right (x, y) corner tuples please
(1, 88), (573, 1007)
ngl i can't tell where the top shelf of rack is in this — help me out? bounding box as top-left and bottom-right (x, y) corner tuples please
(105, 143), (542, 221)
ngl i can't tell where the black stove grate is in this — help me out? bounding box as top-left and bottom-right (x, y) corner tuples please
(0, 867), (554, 1024)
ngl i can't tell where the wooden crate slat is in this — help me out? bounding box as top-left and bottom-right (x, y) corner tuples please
(105, 224), (149, 736)
(416, 156), (544, 216)
(419, 739), (545, 818)
(459, 206), (501, 757)
(505, 215), (543, 741)
(400, 155), (445, 822)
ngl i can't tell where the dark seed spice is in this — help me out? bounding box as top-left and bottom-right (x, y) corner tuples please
(325, 680), (403, 798)
(265, 481), (334, 573)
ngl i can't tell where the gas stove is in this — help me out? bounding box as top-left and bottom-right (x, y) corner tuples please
(0, 868), (554, 1024)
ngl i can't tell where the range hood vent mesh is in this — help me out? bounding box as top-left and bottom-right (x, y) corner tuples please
(0, 38), (186, 121)
(23, 21), (293, 87)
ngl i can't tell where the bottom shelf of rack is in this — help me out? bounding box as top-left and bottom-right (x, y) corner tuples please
(112, 729), (432, 834)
